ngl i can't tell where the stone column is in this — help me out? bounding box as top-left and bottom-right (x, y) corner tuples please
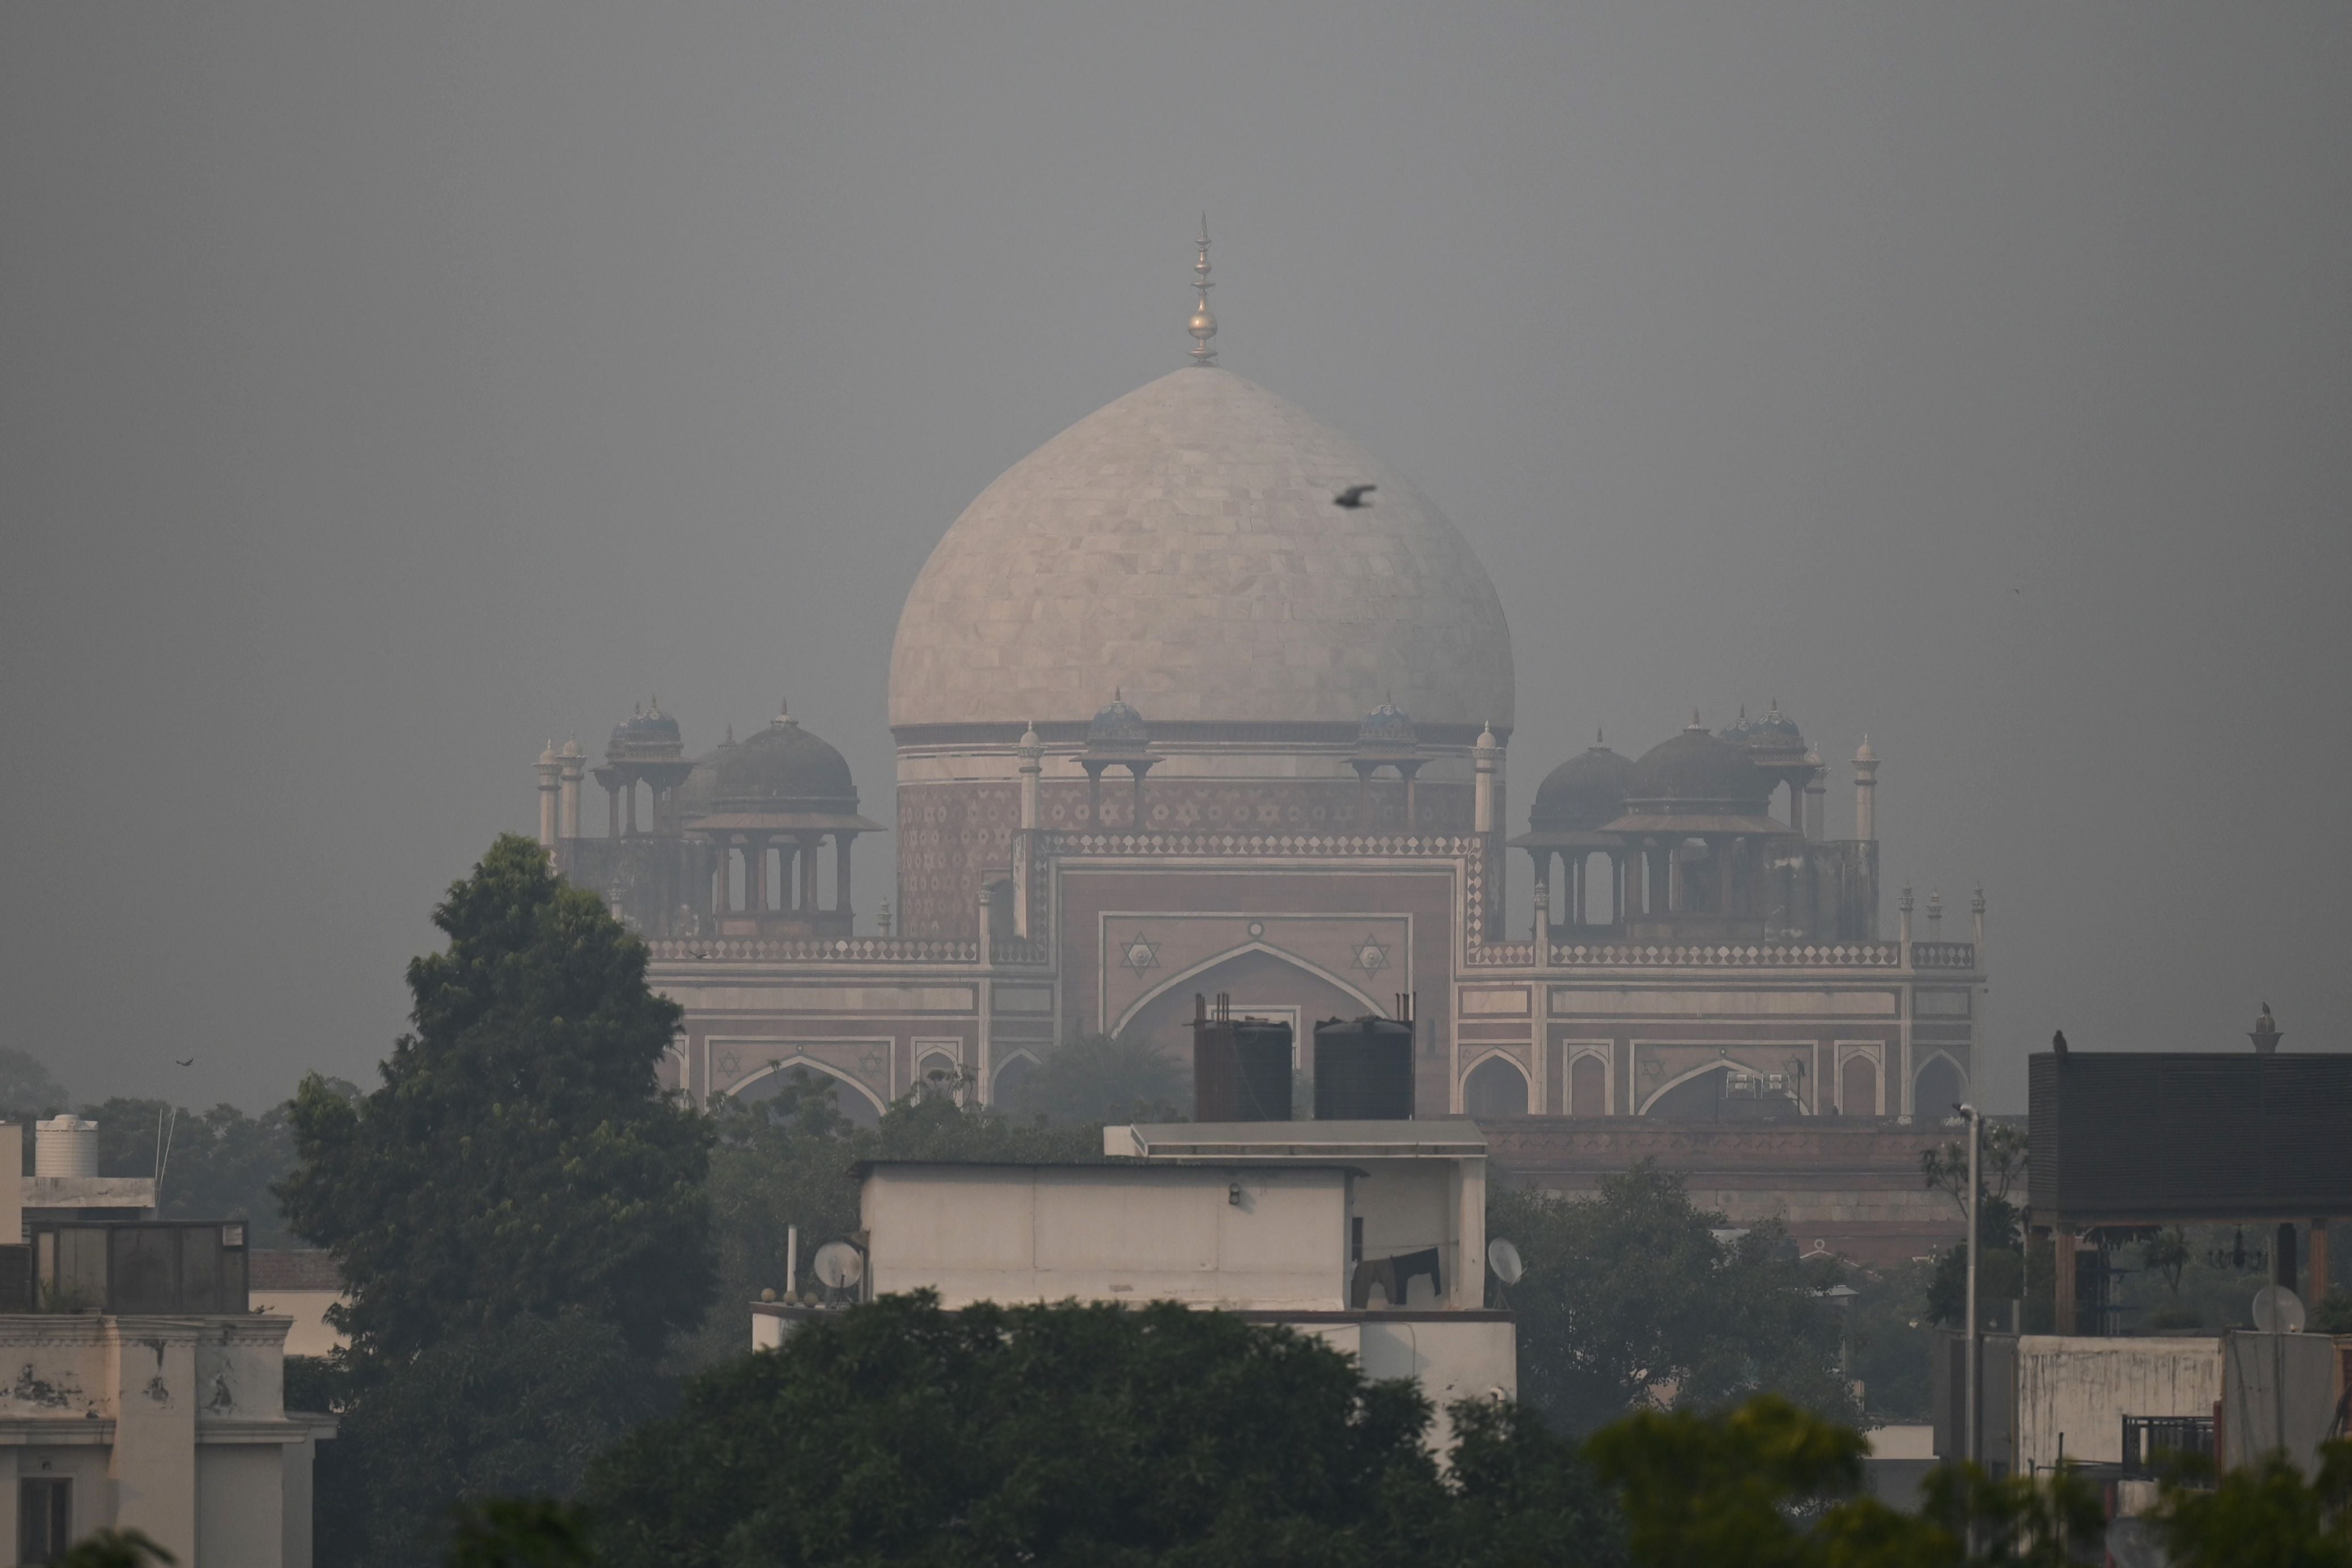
(623, 775), (639, 836)
(1532, 880), (1549, 942)
(1804, 765), (1825, 842)
(1854, 740), (1879, 842)
(712, 841), (730, 913)
(835, 833), (854, 918)
(800, 834), (820, 912)
(558, 744), (584, 838)
(1017, 724), (1042, 830)
(535, 746), (561, 849)
(748, 838), (768, 913)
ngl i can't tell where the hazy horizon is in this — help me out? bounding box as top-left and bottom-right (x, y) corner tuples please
(5, 3), (2346, 1114)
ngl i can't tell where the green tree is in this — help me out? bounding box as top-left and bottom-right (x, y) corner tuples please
(84, 1094), (352, 1247)
(1490, 1164), (1857, 1434)
(315, 1315), (661, 1568)
(54, 1531), (174, 1568)
(2158, 1442), (2352, 1567)
(446, 1499), (596, 1568)
(1011, 1031), (1188, 1124)
(590, 1291), (1618, 1568)
(1587, 1393), (2107, 1568)
(0, 1045), (69, 1128)
(278, 835), (714, 1363)
(1920, 1125), (2027, 1330)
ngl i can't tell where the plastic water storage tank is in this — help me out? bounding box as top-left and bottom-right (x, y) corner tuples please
(1194, 1016), (1294, 1122)
(1312, 1016), (1416, 1120)
(35, 1116), (99, 1178)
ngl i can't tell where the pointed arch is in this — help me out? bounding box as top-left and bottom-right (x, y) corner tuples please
(1913, 1050), (1968, 1118)
(1461, 1051), (1530, 1118)
(728, 1054), (887, 1125)
(1112, 941), (1385, 1037)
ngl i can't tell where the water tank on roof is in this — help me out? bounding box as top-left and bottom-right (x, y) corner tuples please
(1191, 995), (1294, 1122)
(35, 1117), (99, 1179)
(1313, 1016), (1416, 1121)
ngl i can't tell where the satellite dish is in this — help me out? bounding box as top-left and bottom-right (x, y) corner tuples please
(2251, 1284), (2305, 1334)
(812, 1240), (865, 1292)
(1487, 1238), (1524, 1286)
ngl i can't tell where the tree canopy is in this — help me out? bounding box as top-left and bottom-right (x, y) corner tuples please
(1489, 1164), (1856, 1434)
(590, 1292), (1620, 1568)
(278, 834), (713, 1363)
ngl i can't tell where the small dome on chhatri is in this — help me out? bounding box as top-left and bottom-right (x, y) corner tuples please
(1087, 690), (1150, 747)
(1357, 697), (1418, 750)
(607, 700), (685, 761)
(1721, 701), (1807, 762)
(1531, 733), (1631, 832)
(1622, 714), (1773, 815)
(706, 701), (857, 811)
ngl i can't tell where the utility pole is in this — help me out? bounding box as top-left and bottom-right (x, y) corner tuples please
(1960, 1101), (1982, 1471)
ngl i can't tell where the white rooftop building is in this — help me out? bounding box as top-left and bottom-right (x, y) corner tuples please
(755, 1118), (1514, 1445)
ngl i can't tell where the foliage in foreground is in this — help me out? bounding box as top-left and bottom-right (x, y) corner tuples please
(2156, 1442), (2352, 1568)
(1490, 1164), (1857, 1434)
(279, 833), (715, 1366)
(590, 1292), (1619, 1568)
(282, 836), (717, 1567)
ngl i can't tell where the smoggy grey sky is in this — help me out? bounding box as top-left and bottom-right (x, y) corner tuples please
(4, 3), (2346, 1113)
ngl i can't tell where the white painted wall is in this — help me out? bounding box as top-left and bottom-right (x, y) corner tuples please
(2010, 1336), (2220, 1471)
(863, 1164), (1350, 1310)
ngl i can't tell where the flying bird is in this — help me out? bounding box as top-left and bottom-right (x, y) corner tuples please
(2050, 1030), (2067, 1057)
(174, 1057), (194, 1067)
(1333, 484), (1376, 509)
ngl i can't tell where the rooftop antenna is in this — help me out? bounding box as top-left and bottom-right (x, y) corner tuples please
(1188, 217), (1217, 366)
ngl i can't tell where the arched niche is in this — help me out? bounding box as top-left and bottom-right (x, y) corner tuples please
(1463, 1053), (1529, 1118)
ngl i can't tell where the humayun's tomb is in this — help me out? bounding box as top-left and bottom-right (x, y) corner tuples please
(529, 232), (1988, 1262)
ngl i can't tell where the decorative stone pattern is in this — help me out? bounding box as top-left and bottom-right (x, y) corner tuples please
(903, 777), (1476, 937)
(888, 368), (1515, 731)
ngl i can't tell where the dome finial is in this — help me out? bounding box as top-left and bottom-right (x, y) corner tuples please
(1187, 217), (1217, 367)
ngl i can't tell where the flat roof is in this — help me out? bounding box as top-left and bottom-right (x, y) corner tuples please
(857, 1158), (1365, 1177)
(1111, 1120), (1487, 1160)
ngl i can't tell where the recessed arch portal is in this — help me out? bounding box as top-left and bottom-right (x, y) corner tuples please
(728, 1056), (885, 1129)
(1462, 1052), (1529, 1118)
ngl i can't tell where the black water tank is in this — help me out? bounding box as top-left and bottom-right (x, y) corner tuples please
(1195, 1019), (1294, 1121)
(1313, 1016), (1416, 1120)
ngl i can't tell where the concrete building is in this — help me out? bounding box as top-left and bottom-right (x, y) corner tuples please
(0, 1212), (331, 1567)
(756, 1120), (1514, 1444)
(1933, 1331), (2222, 1477)
(537, 236), (1986, 1259)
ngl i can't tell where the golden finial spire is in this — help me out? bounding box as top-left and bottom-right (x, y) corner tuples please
(1188, 216), (1217, 366)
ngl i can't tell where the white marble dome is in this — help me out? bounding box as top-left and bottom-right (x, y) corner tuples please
(888, 367), (1515, 736)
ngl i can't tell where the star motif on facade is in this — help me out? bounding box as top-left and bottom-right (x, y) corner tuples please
(717, 1050), (742, 1078)
(1120, 934), (1161, 974)
(1353, 936), (1389, 975)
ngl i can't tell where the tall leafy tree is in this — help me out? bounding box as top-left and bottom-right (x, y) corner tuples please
(0, 1045), (69, 1126)
(278, 834), (714, 1363)
(1489, 1164), (1855, 1434)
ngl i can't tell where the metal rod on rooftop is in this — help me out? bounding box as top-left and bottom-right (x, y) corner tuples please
(1961, 1101), (1982, 1479)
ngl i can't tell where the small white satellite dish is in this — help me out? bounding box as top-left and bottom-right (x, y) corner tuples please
(1488, 1238), (1524, 1286)
(812, 1240), (865, 1292)
(2251, 1284), (2305, 1334)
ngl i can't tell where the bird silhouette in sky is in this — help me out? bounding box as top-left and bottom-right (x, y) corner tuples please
(175, 1057), (194, 1067)
(1333, 484), (1376, 509)
(2050, 1030), (2067, 1056)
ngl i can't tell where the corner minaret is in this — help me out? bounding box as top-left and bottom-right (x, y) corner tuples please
(1853, 736), (1879, 842)
(1187, 217), (1217, 366)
